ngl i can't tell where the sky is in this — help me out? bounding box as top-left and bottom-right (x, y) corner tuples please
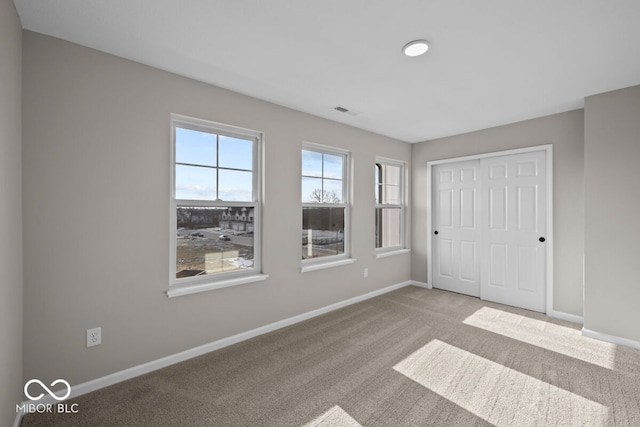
(301, 149), (344, 203)
(175, 127), (253, 201)
(175, 129), (353, 204)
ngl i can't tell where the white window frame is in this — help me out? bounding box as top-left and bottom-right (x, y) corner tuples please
(168, 114), (266, 297)
(301, 142), (355, 272)
(375, 157), (407, 256)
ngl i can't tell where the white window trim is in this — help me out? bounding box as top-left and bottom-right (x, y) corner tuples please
(375, 157), (407, 253)
(301, 142), (354, 270)
(300, 258), (357, 273)
(168, 114), (264, 297)
(167, 274), (269, 298)
(375, 248), (411, 259)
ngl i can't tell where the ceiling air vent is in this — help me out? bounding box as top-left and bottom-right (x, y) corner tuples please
(333, 105), (359, 116)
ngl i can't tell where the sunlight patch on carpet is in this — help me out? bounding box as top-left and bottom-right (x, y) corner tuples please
(393, 339), (608, 426)
(463, 306), (616, 369)
(303, 405), (362, 427)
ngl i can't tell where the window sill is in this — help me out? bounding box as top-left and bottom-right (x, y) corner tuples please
(301, 258), (357, 273)
(167, 274), (269, 298)
(375, 248), (411, 259)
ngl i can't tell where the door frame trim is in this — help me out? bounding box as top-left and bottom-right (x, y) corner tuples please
(426, 144), (553, 314)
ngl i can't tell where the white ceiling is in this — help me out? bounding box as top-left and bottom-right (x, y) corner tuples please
(13, 0), (640, 143)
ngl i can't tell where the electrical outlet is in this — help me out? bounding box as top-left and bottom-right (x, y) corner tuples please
(87, 327), (101, 348)
(364, 268), (369, 278)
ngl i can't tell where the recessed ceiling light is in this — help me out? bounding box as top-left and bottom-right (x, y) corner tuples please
(403, 39), (429, 57)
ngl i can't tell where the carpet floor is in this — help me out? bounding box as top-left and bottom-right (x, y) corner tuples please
(21, 286), (640, 426)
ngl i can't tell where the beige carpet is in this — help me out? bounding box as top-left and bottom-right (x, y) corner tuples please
(21, 286), (640, 426)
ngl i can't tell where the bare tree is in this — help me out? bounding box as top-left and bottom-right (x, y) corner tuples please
(309, 189), (341, 203)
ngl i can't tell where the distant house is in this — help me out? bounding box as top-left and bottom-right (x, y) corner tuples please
(219, 207), (254, 233)
(176, 207), (220, 227)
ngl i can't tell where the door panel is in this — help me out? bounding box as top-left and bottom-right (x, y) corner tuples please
(438, 190), (453, 227)
(489, 163), (507, 179)
(480, 150), (546, 312)
(489, 187), (507, 230)
(517, 245), (537, 292)
(517, 186), (537, 231)
(461, 167), (476, 182)
(432, 161), (481, 297)
(460, 241), (476, 281)
(438, 238), (453, 278)
(489, 243), (507, 288)
(517, 160), (537, 177)
(460, 188), (476, 228)
(431, 149), (547, 313)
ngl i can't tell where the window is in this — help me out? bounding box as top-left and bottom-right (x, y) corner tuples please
(170, 115), (263, 294)
(302, 144), (350, 265)
(375, 159), (405, 251)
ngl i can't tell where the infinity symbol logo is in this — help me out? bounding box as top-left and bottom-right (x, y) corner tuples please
(24, 379), (71, 401)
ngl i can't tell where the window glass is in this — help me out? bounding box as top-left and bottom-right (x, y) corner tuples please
(175, 165), (216, 200)
(322, 179), (343, 202)
(302, 207), (345, 259)
(381, 184), (401, 205)
(302, 150), (323, 177)
(218, 135), (253, 170)
(218, 169), (253, 202)
(172, 116), (261, 287)
(379, 164), (401, 204)
(322, 153), (344, 179)
(375, 160), (404, 250)
(302, 177), (324, 203)
(302, 146), (349, 262)
(375, 207), (402, 248)
(176, 127), (216, 166)
(176, 207), (255, 277)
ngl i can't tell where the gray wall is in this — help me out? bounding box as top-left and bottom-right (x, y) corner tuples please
(0, 0), (23, 424)
(411, 110), (585, 317)
(584, 85), (640, 343)
(22, 31), (412, 386)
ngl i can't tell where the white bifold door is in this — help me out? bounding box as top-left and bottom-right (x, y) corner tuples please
(432, 150), (547, 313)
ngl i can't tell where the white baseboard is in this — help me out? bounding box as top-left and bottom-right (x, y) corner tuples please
(410, 280), (431, 289)
(581, 327), (640, 350)
(13, 280), (414, 426)
(411, 284), (580, 325)
(13, 410), (22, 427)
(547, 310), (584, 324)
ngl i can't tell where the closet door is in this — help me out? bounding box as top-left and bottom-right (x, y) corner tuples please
(480, 151), (547, 312)
(432, 160), (481, 297)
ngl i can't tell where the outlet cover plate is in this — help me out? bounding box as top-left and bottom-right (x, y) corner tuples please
(87, 327), (101, 347)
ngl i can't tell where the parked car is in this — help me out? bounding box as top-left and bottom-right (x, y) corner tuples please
(219, 235), (231, 241)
